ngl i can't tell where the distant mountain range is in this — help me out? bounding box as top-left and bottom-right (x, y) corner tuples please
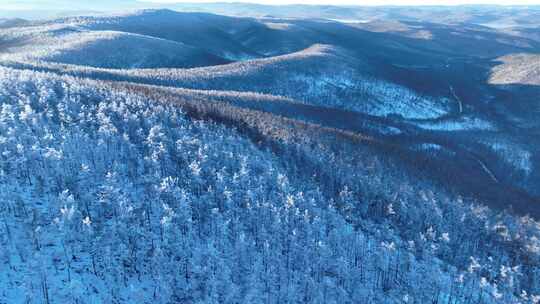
(2, 2), (540, 27)
(1, 9), (539, 205)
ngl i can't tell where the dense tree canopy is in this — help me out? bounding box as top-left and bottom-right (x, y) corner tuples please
(0, 67), (539, 303)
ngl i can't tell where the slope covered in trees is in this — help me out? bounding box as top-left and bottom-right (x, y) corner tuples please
(1, 9), (538, 214)
(0, 25), (229, 69)
(64, 9), (261, 61)
(0, 44), (453, 120)
(1, 67), (540, 303)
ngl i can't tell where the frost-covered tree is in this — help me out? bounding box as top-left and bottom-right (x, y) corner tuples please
(0, 66), (539, 303)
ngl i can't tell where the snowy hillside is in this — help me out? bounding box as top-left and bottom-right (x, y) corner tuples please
(61, 9), (261, 61)
(0, 44), (452, 120)
(0, 26), (229, 69)
(0, 18), (27, 29)
(127, 44), (452, 120)
(490, 53), (540, 86)
(1, 66), (540, 304)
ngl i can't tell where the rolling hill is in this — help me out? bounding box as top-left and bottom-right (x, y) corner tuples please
(0, 24), (230, 69)
(0, 44), (454, 120)
(61, 9), (262, 60)
(0, 18), (27, 29)
(490, 53), (540, 86)
(1, 9), (538, 201)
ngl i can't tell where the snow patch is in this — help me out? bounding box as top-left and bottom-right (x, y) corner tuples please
(483, 140), (533, 175)
(416, 116), (495, 131)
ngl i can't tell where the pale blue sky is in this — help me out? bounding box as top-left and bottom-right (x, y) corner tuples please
(142, 0), (540, 4)
(3, 0), (540, 10)
(2, 0), (540, 11)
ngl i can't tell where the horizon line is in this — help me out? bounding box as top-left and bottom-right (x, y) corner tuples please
(140, 1), (540, 6)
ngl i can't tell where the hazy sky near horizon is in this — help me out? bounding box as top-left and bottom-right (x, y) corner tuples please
(3, 0), (540, 9)
(142, 0), (540, 4)
(2, 0), (540, 11)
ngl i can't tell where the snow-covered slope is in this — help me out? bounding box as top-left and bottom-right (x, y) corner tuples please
(158, 44), (452, 120)
(1, 66), (539, 303)
(143, 43), (453, 120)
(0, 25), (229, 69)
(489, 53), (540, 86)
(1, 44), (452, 120)
(0, 18), (27, 29)
(59, 9), (261, 61)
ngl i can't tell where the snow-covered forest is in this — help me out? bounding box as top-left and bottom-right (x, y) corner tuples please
(1, 7), (540, 304)
(0, 67), (539, 303)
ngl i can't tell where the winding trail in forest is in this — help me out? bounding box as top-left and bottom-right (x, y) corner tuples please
(449, 85), (463, 114)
